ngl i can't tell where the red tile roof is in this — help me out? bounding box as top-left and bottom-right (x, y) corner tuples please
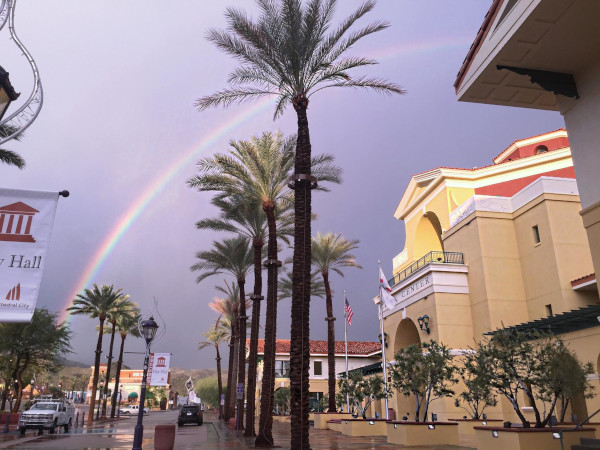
(454, 0), (503, 92)
(249, 339), (381, 356)
(571, 273), (596, 288)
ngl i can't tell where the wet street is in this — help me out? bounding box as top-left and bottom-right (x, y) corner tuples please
(0, 410), (476, 449)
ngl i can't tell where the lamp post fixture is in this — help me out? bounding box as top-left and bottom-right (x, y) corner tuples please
(132, 316), (159, 450)
(417, 315), (431, 334)
(118, 384), (123, 418)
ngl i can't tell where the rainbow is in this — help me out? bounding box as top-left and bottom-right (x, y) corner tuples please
(59, 98), (273, 323)
(61, 37), (472, 322)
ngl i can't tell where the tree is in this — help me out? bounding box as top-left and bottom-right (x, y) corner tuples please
(337, 371), (386, 419)
(278, 270), (325, 301)
(189, 131), (295, 440)
(192, 236), (253, 427)
(454, 350), (497, 419)
(196, 194), (292, 436)
(68, 284), (125, 424)
(274, 387), (291, 415)
(0, 124), (25, 168)
(99, 296), (135, 418)
(0, 308), (71, 411)
(196, 376), (223, 408)
(389, 340), (457, 422)
(208, 282), (251, 422)
(474, 330), (596, 428)
(311, 232), (361, 412)
(196, 2), (403, 444)
(110, 307), (141, 418)
(199, 316), (229, 418)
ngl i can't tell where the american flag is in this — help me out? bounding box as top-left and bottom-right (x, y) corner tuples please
(345, 295), (354, 326)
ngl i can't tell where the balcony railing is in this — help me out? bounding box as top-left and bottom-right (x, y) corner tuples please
(389, 251), (464, 287)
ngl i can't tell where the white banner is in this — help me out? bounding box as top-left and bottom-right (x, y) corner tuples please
(0, 189), (59, 323)
(147, 352), (170, 386)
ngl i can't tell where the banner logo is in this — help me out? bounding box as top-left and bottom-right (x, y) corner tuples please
(0, 202), (39, 243)
(5, 283), (21, 300)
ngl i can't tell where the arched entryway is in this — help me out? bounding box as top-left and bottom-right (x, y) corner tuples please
(392, 318), (422, 421)
(413, 212), (444, 259)
(394, 318), (421, 353)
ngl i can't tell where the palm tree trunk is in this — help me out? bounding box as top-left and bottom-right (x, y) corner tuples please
(216, 344), (223, 419)
(101, 322), (117, 418)
(88, 317), (105, 425)
(110, 334), (126, 418)
(323, 272), (337, 412)
(245, 240), (263, 437)
(290, 95), (312, 450)
(236, 278), (247, 430)
(229, 315), (239, 423)
(224, 320), (236, 421)
(256, 206), (279, 447)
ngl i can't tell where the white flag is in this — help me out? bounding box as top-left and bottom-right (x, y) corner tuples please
(378, 266), (396, 310)
(0, 189), (60, 322)
(147, 353), (170, 386)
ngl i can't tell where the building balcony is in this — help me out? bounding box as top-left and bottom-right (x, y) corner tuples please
(389, 251), (465, 287)
(380, 251), (468, 318)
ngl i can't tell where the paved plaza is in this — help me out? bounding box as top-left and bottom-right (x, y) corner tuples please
(0, 410), (477, 449)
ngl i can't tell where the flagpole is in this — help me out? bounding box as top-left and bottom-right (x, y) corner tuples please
(378, 261), (389, 420)
(344, 290), (350, 413)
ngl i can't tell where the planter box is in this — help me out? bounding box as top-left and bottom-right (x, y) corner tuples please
(387, 421), (459, 446)
(449, 418), (503, 435)
(557, 422), (600, 438)
(154, 424), (175, 450)
(339, 418), (388, 437)
(0, 413), (20, 430)
(313, 412), (352, 430)
(327, 419), (344, 433)
(474, 426), (596, 450)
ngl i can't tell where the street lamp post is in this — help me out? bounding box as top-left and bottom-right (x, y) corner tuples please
(132, 316), (159, 450)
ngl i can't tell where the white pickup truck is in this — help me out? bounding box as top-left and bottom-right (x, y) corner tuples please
(119, 404), (149, 415)
(19, 400), (75, 435)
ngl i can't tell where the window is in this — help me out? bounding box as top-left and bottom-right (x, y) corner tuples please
(309, 392), (325, 412)
(313, 361), (322, 376)
(535, 145), (549, 154)
(545, 304), (553, 317)
(532, 225), (541, 244)
(275, 360), (290, 378)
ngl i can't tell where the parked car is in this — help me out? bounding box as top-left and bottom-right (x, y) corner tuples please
(119, 404), (149, 415)
(178, 405), (203, 427)
(19, 400), (75, 435)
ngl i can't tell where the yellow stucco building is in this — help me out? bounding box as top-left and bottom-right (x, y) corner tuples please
(378, 129), (600, 423)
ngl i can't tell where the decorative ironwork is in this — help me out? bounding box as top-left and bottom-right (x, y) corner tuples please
(389, 251), (464, 287)
(497, 65), (579, 99)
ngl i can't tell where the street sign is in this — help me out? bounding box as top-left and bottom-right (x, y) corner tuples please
(236, 383), (244, 400)
(220, 394), (225, 406)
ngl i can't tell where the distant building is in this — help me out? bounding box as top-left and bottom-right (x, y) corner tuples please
(252, 339), (381, 414)
(378, 129), (600, 422)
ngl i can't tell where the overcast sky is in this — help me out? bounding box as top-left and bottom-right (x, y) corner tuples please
(0, 1), (564, 371)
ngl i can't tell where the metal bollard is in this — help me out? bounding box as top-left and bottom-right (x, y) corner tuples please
(75, 412), (79, 429)
(81, 412), (85, 427)
(3, 412), (10, 433)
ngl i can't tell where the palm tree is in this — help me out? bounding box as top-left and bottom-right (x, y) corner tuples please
(110, 309), (141, 418)
(0, 125), (25, 168)
(67, 284), (126, 424)
(192, 236), (253, 427)
(100, 296), (134, 418)
(312, 232), (361, 411)
(209, 282), (251, 421)
(196, 195), (292, 436)
(196, 2), (403, 446)
(189, 131), (340, 445)
(278, 270), (325, 301)
(199, 316), (229, 418)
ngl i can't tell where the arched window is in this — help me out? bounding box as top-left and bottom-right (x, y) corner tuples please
(535, 145), (549, 154)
